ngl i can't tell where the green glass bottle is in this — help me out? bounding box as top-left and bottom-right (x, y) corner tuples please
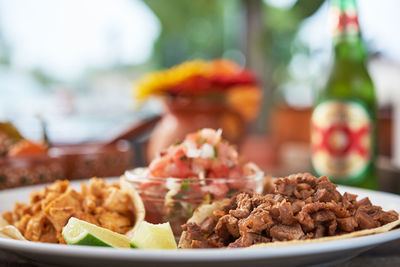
(311, 0), (377, 189)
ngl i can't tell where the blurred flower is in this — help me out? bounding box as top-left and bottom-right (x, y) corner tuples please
(227, 86), (263, 122)
(134, 59), (262, 122)
(135, 59), (259, 99)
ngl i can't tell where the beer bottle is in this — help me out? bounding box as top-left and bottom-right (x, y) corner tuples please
(311, 0), (377, 189)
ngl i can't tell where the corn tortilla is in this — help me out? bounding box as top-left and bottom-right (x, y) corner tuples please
(120, 176), (146, 239)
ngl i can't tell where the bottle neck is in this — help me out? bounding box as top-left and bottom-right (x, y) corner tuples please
(330, 0), (367, 64)
(334, 39), (366, 64)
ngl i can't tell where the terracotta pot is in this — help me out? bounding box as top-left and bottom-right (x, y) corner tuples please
(0, 155), (65, 190)
(49, 141), (133, 180)
(0, 141), (134, 190)
(147, 97), (245, 162)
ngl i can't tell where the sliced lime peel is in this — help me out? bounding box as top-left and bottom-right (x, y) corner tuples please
(62, 217), (131, 248)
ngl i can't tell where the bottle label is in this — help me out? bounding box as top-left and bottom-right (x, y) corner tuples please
(311, 100), (372, 181)
(330, 0), (360, 43)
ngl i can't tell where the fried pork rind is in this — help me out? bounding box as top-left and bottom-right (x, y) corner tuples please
(0, 177), (145, 243)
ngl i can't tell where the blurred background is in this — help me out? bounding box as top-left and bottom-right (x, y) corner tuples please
(1, 0), (400, 187)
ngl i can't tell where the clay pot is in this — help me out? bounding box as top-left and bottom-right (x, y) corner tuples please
(0, 155), (65, 189)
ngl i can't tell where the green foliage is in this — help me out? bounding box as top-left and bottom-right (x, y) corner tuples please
(144, 0), (324, 88)
(292, 0), (325, 18)
(262, 0), (325, 86)
(30, 68), (57, 88)
(0, 33), (11, 66)
(144, 0), (242, 68)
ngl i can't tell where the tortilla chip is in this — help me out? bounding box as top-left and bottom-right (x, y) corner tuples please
(120, 176), (146, 239)
(178, 200), (400, 249)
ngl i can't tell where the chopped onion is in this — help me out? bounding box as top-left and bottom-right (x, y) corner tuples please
(165, 178), (181, 207)
(200, 143), (214, 158)
(186, 141), (201, 158)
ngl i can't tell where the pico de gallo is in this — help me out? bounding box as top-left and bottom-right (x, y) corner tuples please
(125, 128), (263, 235)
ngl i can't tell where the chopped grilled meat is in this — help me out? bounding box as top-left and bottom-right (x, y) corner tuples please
(182, 173), (399, 248)
(270, 223), (304, 241)
(216, 215), (239, 238)
(337, 217), (358, 232)
(291, 199), (305, 214)
(191, 240), (213, 248)
(314, 224), (326, 238)
(278, 200), (294, 225)
(200, 216), (217, 234)
(181, 223), (205, 241)
(229, 193), (253, 219)
(312, 210), (336, 223)
(228, 232), (270, 248)
(355, 197), (372, 208)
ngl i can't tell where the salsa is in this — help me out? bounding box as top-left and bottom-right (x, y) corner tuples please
(126, 128), (263, 235)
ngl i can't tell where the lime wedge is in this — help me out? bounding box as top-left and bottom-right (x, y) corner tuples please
(131, 221), (177, 249)
(62, 217), (132, 248)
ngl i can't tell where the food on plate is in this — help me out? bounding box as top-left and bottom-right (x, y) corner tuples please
(179, 173), (400, 248)
(62, 217), (134, 248)
(125, 128), (263, 235)
(131, 221), (177, 249)
(0, 177), (145, 243)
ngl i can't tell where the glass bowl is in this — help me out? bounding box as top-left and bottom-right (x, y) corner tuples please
(124, 168), (264, 236)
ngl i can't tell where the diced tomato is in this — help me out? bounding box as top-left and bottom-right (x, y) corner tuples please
(192, 158), (212, 171)
(171, 148), (193, 178)
(208, 165), (230, 178)
(217, 142), (238, 163)
(149, 155), (170, 177)
(146, 128), (261, 202)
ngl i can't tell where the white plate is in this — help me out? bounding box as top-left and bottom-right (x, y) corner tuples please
(0, 179), (399, 267)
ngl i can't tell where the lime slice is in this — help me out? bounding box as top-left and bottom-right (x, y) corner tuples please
(131, 221), (177, 249)
(62, 217), (132, 248)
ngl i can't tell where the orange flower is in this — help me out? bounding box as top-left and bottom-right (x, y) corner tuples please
(227, 86), (263, 122)
(134, 59), (259, 100)
(135, 60), (210, 100)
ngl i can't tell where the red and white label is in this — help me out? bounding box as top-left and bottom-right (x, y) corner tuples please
(311, 101), (372, 180)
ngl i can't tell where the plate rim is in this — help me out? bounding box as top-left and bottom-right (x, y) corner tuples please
(0, 228), (399, 262)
